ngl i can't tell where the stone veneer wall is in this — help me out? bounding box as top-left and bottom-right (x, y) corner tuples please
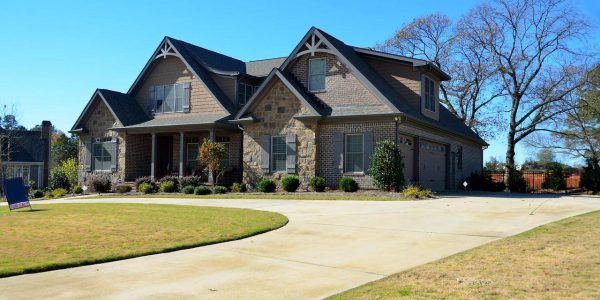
(77, 99), (126, 188)
(242, 80), (317, 188)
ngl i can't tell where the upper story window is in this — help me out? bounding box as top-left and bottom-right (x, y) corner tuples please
(308, 58), (326, 91)
(151, 83), (186, 114)
(423, 76), (436, 112)
(238, 83), (255, 106)
(345, 134), (364, 173)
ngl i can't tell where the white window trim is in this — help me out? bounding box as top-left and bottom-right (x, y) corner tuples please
(344, 133), (364, 174)
(154, 83), (185, 114)
(186, 142), (199, 168)
(270, 135), (286, 172)
(308, 58), (326, 92)
(422, 75), (437, 112)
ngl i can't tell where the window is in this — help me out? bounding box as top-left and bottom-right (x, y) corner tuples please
(271, 136), (286, 172)
(216, 137), (231, 168)
(153, 83), (185, 113)
(345, 134), (364, 173)
(423, 76), (436, 112)
(5, 165), (30, 180)
(238, 83), (255, 105)
(92, 138), (112, 171)
(186, 143), (199, 170)
(308, 58), (326, 91)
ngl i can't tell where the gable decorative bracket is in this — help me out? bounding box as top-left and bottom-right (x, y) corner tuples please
(154, 41), (178, 60)
(295, 33), (334, 58)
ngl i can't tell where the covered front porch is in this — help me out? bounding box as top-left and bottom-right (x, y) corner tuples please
(121, 124), (242, 185)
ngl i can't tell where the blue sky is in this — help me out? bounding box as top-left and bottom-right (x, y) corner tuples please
(1, 0), (598, 165)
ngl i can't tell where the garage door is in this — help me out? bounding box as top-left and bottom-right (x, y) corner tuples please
(419, 140), (446, 191)
(398, 135), (414, 183)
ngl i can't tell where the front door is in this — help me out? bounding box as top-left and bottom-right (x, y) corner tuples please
(156, 136), (173, 178)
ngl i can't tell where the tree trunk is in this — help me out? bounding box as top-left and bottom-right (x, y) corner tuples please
(505, 130), (517, 188)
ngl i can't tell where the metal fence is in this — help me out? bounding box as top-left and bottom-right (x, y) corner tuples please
(484, 171), (581, 193)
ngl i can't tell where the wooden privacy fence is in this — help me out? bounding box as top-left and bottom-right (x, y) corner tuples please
(485, 171), (581, 193)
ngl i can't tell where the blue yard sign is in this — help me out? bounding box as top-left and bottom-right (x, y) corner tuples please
(3, 177), (31, 211)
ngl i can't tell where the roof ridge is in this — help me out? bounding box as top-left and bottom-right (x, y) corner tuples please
(245, 57), (287, 63)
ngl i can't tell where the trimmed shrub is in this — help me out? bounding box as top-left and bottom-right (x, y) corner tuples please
(51, 188), (68, 198)
(90, 174), (111, 193)
(182, 185), (195, 194)
(135, 176), (155, 191)
(543, 163), (566, 191)
(48, 168), (70, 190)
(212, 186), (228, 194)
(160, 181), (177, 193)
(281, 175), (300, 192)
(257, 178), (276, 193)
(72, 185), (84, 194)
(507, 170), (527, 193)
(368, 140), (405, 192)
(338, 176), (358, 192)
(581, 159), (600, 192)
(159, 176), (179, 192)
(194, 185), (211, 195)
(231, 182), (247, 193)
(465, 173), (506, 191)
(402, 185), (433, 199)
(309, 176), (326, 192)
(115, 184), (132, 194)
(179, 176), (202, 189)
(138, 182), (154, 194)
(30, 189), (44, 199)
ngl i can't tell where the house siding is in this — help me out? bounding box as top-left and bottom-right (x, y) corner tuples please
(289, 53), (392, 115)
(133, 56), (226, 116)
(242, 79), (317, 188)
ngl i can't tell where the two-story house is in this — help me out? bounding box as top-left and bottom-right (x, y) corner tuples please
(71, 27), (487, 191)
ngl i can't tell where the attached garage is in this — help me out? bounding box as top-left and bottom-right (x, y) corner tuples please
(419, 140), (446, 191)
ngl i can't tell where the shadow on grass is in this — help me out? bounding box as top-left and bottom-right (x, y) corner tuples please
(11, 208), (49, 213)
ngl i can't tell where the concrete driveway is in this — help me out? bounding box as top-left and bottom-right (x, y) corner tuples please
(1, 195), (599, 299)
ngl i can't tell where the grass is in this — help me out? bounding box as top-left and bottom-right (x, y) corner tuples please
(329, 210), (600, 300)
(83, 192), (412, 201)
(0, 203), (287, 278)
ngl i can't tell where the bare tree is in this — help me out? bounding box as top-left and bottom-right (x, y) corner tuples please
(0, 105), (25, 183)
(460, 0), (591, 175)
(377, 13), (503, 139)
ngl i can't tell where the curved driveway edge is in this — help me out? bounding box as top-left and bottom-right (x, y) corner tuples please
(1, 195), (599, 299)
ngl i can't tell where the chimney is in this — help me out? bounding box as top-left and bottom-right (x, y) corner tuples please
(41, 120), (51, 188)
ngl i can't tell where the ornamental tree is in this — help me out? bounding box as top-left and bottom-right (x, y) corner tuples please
(368, 139), (405, 192)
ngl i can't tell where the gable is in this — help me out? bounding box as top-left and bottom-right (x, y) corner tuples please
(131, 56), (226, 116)
(81, 95), (119, 136)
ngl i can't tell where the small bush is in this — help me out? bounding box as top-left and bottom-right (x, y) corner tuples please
(159, 176), (179, 192)
(281, 175), (300, 192)
(257, 178), (276, 193)
(338, 176), (358, 192)
(309, 176), (326, 192)
(160, 181), (177, 193)
(368, 139), (405, 191)
(507, 170), (528, 193)
(138, 182), (154, 194)
(48, 168), (71, 191)
(135, 176), (155, 190)
(465, 173), (506, 191)
(543, 163), (566, 191)
(194, 185), (211, 195)
(581, 158), (600, 192)
(72, 185), (84, 194)
(179, 176), (202, 189)
(115, 184), (132, 194)
(90, 175), (111, 193)
(212, 186), (228, 194)
(182, 185), (195, 194)
(402, 185), (433, 199)
(51, 188), (68, 198)
(231, 182), (247, 193)
(30, 189), (44, 199)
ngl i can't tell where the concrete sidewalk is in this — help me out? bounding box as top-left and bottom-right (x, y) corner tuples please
(1, 195), (599, 299)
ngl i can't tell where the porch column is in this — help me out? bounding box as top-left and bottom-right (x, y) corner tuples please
(179, 131), (185, 178)
(208, 128), (215, 184)
(151, 133), (156, 179)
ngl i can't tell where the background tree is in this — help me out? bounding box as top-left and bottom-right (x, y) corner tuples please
(0, 105), (25, 182)
(51, 133), (78, 166)
(484, 156), (505, 171)
(198, 138), (227, 185)
(367, 140), (405, 192)
(377, 13), (503, 139)
(460, 0), (592, 181)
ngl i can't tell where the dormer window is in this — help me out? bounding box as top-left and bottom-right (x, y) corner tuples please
(423, 76), (436, 112)
(238, 82), (255, 106)
(308, 58), (326, 91)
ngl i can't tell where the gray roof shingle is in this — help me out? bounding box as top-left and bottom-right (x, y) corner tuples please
(245, 58), (286, 77)
(97, 89), (149, 126)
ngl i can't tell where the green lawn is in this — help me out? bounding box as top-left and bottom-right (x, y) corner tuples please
(84, 193), (412, 201)
(0, 203), (287, 277)
(329, 210), (600, 300)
